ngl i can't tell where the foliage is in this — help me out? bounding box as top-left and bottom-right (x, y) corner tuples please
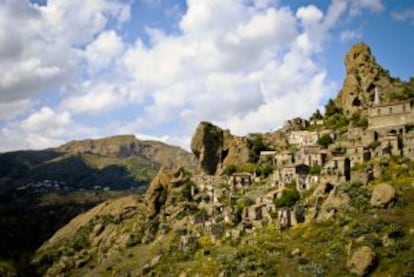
(237, 163), (257, 173)
(317, 134), (333, 148)
(274, 189), (300, 208)
(257, 164), (274, 177)
(247, 136), (270, 163)
(324, 98), (342, 117)
(310, 109), (323, 120)
(350, 111), (368, 128)
(223, 164), (237, 176)
(181, 180), (196, 201)
(309, 165), (322, 175)
(369, 140), (381, 150)
(325, 113), (349, 130)
(235, 197), (254, 215)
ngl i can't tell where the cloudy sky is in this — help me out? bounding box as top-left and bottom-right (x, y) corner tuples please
(0, 0), (413, 152)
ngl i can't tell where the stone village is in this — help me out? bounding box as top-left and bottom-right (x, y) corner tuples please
(182, 96), (414, 243)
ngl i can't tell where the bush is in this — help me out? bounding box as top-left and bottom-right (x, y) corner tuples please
(324, 99), (341, 117)
(274, 189), (300, 208)
(350, 111), (368, 128)
(325, 113), (349, 130)
(317, 134), (333, 148)
(310, 165), (322, 175)
(247, 137), (269, 163)
(224, 164), (237, 176)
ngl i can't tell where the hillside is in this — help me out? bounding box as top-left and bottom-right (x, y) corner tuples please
(0, 135), (196, 276)
(29, 43), (414, 277)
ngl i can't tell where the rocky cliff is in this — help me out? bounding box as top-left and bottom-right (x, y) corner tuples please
(335, 43), (413, 116)
(191, 122), (250, 175)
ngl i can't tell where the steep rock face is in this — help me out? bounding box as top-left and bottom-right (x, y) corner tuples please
(191, 122), (249, 175)
(191, 122), (224, 175)
(145, 167), (173, 217)
(336, 43), (396, 116)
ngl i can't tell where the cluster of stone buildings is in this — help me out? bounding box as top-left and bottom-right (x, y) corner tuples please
(187, 96), (414, 240)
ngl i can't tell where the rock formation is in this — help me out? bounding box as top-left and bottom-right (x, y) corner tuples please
(145, 167), (187, 216)
(335, 43), (398, 116)
(191, 122), (249, 175)
(370, 183), (396, 208)
(347, 246), (376, 276)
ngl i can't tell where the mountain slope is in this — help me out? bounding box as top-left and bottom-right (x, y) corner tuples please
(0, 135), (196, 276)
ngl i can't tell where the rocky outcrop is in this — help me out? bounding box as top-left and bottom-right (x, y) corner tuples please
(191, 122), (224, 175)
(145, 167), (187, 216)
(317, 189), (350, 221)
(370, 183), (396, 208)
(145, 167), (174, 217)
(347, 246), (376, 276)
(335, 43), (398, 116)
(191, 122), (249, 175)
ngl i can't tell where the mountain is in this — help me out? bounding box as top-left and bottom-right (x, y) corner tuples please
(29, 43), (414, 277)
(0, 135), (196, 276)
(0, 134), (197, 191)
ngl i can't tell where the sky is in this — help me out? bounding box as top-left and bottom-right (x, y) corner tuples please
(0, 0), (413, 152)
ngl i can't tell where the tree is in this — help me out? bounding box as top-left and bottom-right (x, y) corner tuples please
(310, 109), (323, 120)
(274, 189), (300, 208)
(317, 134), (333, 148)
(325, 99), (341, 117)
(247, 136), (269, 163)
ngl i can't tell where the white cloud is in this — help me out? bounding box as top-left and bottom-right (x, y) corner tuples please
(0, 0), (389, 152)
(391, 9), (414, 25)
(297, 5), (324, 26)
(349, 0), (384, 16)
(21, 106), (72, 135)
(0, 99), (32, 121)
(0, 0), (130, 105)
(61, 82), (131, 114)
(84, 30), (125, 72)
(340, 29), (362, 42)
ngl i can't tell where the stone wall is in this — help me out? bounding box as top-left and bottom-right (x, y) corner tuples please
(368, 100), (414, 130)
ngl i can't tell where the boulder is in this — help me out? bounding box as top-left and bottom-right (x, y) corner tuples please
(370, 183), (396, 208)
(347, 246), (376, 276)
(317, 190), (350, 221)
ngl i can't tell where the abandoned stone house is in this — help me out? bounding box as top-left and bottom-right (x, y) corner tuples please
(193, 175), (228, 191)
(273, 151), (294, 167)
(347, 128), (376, 146)
(368, 99), (414, 132)
(403, 131), (414, 159)
(229, 172), (253, 190)
(295, 145), (327, 167)
(380, 135), (401, 156)
(273, 164), (310, 188)
(287, 131), (319, 146)
(346, 145), (371, 167)
(322, 157), (351, 181)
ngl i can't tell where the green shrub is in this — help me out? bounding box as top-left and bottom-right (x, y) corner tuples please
(224, 164), (237, 176)
(247, 137), (270, 163)
(310, 165), (322, 175)
(274, 189), (300, 208)
(317, 134), (333, 148)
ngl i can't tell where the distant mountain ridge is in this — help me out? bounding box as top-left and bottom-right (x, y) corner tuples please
(0, 134), (197, 191)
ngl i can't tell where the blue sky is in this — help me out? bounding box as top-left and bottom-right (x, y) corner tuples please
(0, 0), (413, 151)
